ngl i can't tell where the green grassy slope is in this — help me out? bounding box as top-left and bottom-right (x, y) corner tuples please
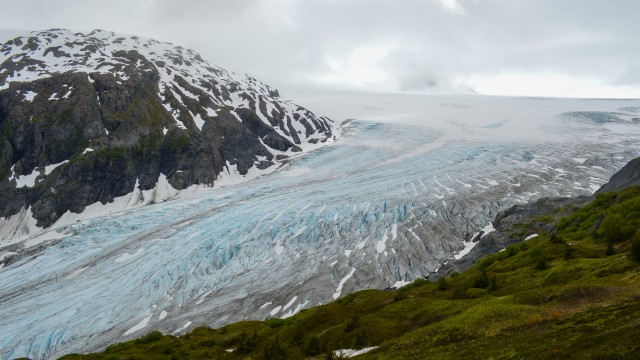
(62, 186), (640, 360)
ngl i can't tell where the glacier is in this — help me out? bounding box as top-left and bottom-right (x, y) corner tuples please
(1, 95), (640, 359)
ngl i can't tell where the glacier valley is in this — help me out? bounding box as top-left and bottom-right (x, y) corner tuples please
(1, 95), (640, 359)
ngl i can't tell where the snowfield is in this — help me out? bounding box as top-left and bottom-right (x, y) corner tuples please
(1, 94), (640, 359)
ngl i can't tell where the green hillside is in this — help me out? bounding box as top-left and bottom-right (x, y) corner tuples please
(62, 186), (640, 360)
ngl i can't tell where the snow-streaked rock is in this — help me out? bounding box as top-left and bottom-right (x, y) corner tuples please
(0, 29), (336, 243)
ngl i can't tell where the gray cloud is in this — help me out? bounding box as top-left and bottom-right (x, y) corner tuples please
(1, 0), (639, 96)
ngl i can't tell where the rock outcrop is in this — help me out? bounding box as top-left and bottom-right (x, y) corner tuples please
(595, 157), (640, 194)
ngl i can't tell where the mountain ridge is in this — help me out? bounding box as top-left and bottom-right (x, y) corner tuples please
(0, 29), (336, 244)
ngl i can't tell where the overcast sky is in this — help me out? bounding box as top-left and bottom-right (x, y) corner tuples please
(1, 0), (639, 98)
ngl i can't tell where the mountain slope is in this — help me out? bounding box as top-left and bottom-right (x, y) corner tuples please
(0, 29), (335, 243)
(595, 156), (640, 194)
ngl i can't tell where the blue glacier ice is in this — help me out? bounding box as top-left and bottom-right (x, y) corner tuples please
(1, 97), (640, 359)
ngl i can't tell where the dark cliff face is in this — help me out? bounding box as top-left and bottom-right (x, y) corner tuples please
(0, 29), (335, 229)
(595, 157), (640, 194)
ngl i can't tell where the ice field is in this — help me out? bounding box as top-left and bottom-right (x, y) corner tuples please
(1, 95), (640, 359)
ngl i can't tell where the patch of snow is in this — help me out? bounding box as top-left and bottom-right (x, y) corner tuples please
(61, 87), (73, 99)
(259, 302), (272, 310)
(123, 314), (152, 336)
(391, 280), (411, 289)
(44, 160), (69, 175)
(205, 107), (217, 117)
(159, 310), (168, 320)
(333, 267), (356, 300)
(82, 148), (94, 154)
(524, 234), (538, 240)
(282, 296), (298, 312)
(270, 306), (282, 316)
(334, 347), (379, 358)
(481, 222), (495, 235)
(174, 321), (192, 333)
(195, 291), (212, 305)
(22, 90), (37, 102)
(454, 222), (494, 260)
(175, 119), (187, 130)
(192, 112), (205, 131)
(14, 168), (41, 188)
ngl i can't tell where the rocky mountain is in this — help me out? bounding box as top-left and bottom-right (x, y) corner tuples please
(0, 29), (336, 242)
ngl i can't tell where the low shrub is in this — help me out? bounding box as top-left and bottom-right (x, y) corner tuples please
(136, 331), (162, 344)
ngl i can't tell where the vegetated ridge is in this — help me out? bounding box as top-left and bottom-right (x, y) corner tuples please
(60, 158), (640, 359)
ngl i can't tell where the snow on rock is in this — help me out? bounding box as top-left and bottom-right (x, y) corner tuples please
(270, 306), (282, 316)
(282, 295), (298, 312)
(525, 234), (538, 240)
(22, 90), (37, 102)
(123, 314), (152, 336)
(333, 267), (356, 300)
(0, 29), (336, 154)
(391, 280), (411, 289)
(14, 168), (40, 188)
(191, 112), (206, 131)
(44, 160), (69, 175)
(12, 160), (69, 189)
(334, 347), (379, 358)
(454, 222), (495, 260)
(173, 321), (192, 334)
(259, 302), (273, 310)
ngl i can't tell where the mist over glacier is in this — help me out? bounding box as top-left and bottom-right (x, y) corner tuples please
(1, 94), (640, 359)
